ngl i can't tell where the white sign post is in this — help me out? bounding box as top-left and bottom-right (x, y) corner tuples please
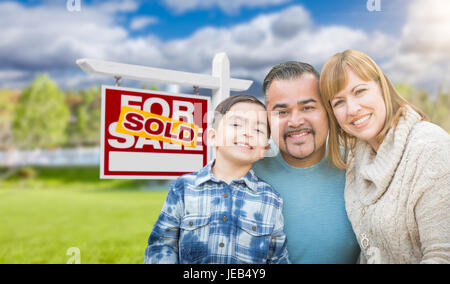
(76, 52), (253, 109)
(77, 53), (253, 179)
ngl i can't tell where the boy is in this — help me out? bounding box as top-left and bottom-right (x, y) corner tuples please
(144, 94), (289, 264)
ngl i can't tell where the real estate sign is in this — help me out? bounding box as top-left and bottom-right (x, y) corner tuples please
(101, 85), (210, 179)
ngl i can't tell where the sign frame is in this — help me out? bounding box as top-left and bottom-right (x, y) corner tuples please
(100, 85), (212, 180)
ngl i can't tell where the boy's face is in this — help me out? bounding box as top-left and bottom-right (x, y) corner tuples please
(209, 102), (269, 165)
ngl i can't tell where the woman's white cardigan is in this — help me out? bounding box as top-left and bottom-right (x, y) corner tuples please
(345, 106), (450, 264)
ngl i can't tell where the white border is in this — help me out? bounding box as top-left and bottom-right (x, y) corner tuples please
(100, 85), (211, 180)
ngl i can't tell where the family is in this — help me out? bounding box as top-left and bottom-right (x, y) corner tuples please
(144, 49), (450, 264)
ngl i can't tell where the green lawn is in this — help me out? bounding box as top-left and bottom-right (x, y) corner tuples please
(0, 167), (168, 264)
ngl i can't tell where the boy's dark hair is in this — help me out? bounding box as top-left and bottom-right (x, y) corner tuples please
(213, 94), (270, 137)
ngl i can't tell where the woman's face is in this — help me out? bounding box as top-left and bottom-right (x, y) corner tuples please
(330, 68), (386, 150)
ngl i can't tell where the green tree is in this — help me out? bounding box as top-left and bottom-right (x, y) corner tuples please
(12, 74), (70, 149)
(395, 83), (434, 117)
(432, 90), (450, 132)
(66, 86), (101, 147)
(0, 90), (17, 150)
(140, 83), (160, 91)
(395, 83), (450, 132)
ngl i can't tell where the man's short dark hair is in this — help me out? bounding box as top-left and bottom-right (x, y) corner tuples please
(263, 61), (320, 102)
(213, 94), (270, 137)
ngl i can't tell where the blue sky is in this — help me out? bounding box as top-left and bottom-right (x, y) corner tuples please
(18, 0), (407, 38)
(1, 0), (449, 97)
(117, 0), (405, 39)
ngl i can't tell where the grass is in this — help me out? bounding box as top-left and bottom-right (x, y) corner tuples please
(0, 167), (168, 264)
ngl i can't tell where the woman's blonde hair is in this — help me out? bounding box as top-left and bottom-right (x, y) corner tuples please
(319, 49), (428, 170)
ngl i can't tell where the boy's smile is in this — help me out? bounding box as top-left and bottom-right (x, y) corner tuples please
(234, 141), (254, 151)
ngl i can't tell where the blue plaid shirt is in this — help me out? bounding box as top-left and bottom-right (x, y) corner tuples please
(145, 161), (289, 264)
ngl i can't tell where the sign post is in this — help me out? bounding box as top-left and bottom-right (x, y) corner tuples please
(76, 52), (253, 109)
(77, 53), (253, 179)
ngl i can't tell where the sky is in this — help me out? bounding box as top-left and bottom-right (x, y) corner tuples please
(1, 0), (449, 98)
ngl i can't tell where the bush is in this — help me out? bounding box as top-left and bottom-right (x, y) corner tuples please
(17, 167), (37, 179)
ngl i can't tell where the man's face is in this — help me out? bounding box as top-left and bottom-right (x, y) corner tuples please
(266, 74), (329, 165)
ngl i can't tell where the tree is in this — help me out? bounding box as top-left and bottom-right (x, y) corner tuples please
(66, 86), (101, 147)
(432, 90), (450, 132)
(395, 83), (450, 132)
(140, 83), (160, 91)
(12, 74), (70, 149)
(0, 90), (17, 150)
(395, 83), (434, 117)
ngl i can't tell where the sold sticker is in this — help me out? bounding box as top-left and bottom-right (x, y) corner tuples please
(115, 105), (199, 148)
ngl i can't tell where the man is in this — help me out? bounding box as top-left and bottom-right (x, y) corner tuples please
(252, 62), (360, 264)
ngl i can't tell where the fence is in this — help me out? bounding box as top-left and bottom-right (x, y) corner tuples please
(0, 148), (100, 167)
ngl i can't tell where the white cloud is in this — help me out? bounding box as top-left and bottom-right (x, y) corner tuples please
(401, 0), (450, 54)
(162, 0), (292, 15)
(270, 5), (311, 38)
(0, 1), (130, 70)
(157, 5), (397, 82)
(0, 0), (159, 88)
(382, 0), (450, 93)
(0, 0), (448, 96)
(129, 16), (158, 30)
(0, 2), (396, 90)
(95, 0), (140, 13)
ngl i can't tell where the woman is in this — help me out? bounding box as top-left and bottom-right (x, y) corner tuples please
(319, 49), (450, 264)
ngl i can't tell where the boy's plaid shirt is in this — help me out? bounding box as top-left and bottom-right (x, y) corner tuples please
(145, 161), (289, 264)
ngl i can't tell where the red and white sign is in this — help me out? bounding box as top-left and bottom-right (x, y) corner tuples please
(101, 85), (210, 179)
